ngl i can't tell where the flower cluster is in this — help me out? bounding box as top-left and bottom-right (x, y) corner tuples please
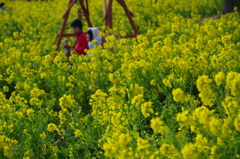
(1, 0), (240, 158)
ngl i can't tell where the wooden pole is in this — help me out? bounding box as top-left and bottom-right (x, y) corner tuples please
(104, 0), (113, 28)
(57, 0), (140, 49)
(104, 0), (108, 26)
(107, 0), (113, 29)
(102, 0), (107, 46)
(125, 33), (140, 38)
(85, 0), (89, 11)
(56, 0), (72, 51)
(79, 0), (92, 27)
(57, 33), (75, 37)
(78, 8), (82, 20)
(62, 0), (77, 18)
(85, 0), (91, 26)
(103, 0), (107, 17)
(116, 0), (138, 33)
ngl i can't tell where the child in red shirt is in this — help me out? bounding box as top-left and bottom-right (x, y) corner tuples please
(64, 19), (89, 56)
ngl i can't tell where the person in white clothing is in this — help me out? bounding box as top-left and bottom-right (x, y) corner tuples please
(86, 27), (102, 49)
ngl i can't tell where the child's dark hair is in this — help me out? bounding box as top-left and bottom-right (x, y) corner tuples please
(0, 3), (5, 7)
(87, 30), (93, 41)
(71, 19), (83, 30)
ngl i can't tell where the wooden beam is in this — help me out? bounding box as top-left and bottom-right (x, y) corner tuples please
(116, 0), (138, 34)
(78, 8), (82, 20)
(62, 0), (77, 18)
(57, 33), (75, 37)
(113, 33), (141, 38)
(56, 0), (73, 51)
(108, 0), (113, 29)
(85, 0), (89, 11)
(79, 0), (92, 27)
(104, 0), (113, 28)
(114, 0), (133, 17)
(125, 33), (141, 38)
(103, 0), (107, 16)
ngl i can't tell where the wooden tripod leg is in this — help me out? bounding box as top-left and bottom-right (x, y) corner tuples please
(104, 0), (113, 28)
(62, 0), (77, 18)
(85, 0), (89, 11)
(116, 0), (133, 17)
(56, 0), (72, 51)
(103, 0), (107, 17)
(78, 8), (82, 20)
(104, 0), (108, 26)
(106, 0), (113, 29)
(117, 0), (138, 33)
(102, 0), (107, 47)
(79, 0), (92, 27)
(85, 0), (92, 27)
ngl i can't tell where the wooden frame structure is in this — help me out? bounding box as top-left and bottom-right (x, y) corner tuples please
(56, 0), (140, 50)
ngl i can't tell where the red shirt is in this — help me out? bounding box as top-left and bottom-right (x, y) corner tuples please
(74, 31), (89, 55)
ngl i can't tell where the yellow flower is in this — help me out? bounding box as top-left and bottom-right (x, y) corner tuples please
(109, 73), (118, 84)
(234, 113), (240, 131)
(1, 0), (240, 158)
(214, 72), (225, 86)
(217, 137), (224, 145)
(181, 143), (198, 159)
(3, 86), (9, 93)
(221, 35), (231, 44)
(197, 75), (212, 92)
(103, 142), (117, 158)
(30, 97), (40, 106)
(0, 136), (5, 148)
(209, 117), (221, 135)
(24, 83), (31, 91)
(162, 79), (172, 88)
(40, 72), (47, 79)
(47, 123), (58, 133)
(222, 96), (238, 116)
(136, 137), (150, 154)
(150, 79), (156, 86)
(195, 134), (208, 152)
(59, 94), (76, 109)
(176, 109), (195, 128)
(27, 108), (34, 117)
(172, 88), (185, 103)
(211, 146), (217, 155)
(91, 40), (97, 44)
(40, 132), (46, 140)
(160, 143), (176, 158)
(30, 87), (45, 97)
(193, 106), (212, 128)
(226, 72), (237, 86)
(118, 133), (131, 148)
(196, 75), (215, 106)
(4, 146), (14, 158)
(151, 118), (168, 134)
(230, 74), (240, 96)
(101, 25), (107, 30)
(222, 117), (232, 137)
(141, 102), (154, 118)
(74, 129), (82, 137)
(172, 25), (179, 32)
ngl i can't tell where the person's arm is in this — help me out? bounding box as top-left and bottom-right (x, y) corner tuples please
(63, 44), (73, 50)
(74, 35), (89, 55)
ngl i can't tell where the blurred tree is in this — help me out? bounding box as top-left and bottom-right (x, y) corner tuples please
(222, 0), (240, 14)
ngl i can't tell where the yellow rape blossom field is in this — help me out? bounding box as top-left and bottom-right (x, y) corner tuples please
(1, 0), (240, 158)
